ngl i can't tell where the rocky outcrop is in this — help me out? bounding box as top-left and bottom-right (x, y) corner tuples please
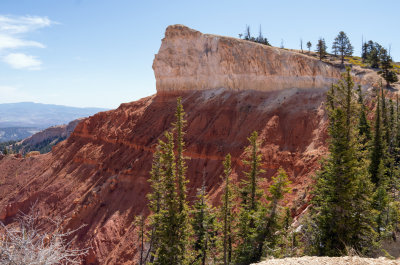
(20, 118), (83, 147)
(153, 25), (342, 93)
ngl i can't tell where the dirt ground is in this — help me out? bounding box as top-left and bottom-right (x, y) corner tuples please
(254, 256), (400, 265)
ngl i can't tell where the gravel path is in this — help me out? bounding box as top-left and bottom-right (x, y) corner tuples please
(253, 256), (400, 265)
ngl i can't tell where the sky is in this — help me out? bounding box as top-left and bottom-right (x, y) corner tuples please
(0, 0), (399, 109)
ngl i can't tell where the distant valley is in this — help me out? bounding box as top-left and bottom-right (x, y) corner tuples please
(0, 102), (108, 141)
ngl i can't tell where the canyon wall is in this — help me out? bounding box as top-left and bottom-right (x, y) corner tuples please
(153, 24), (342, 93)
(0, 25), (352, 264)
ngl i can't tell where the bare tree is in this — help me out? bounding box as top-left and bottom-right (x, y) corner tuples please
(0, 204), (89, 264)
(300, 38), (303, 53)
(244, 25), (251, 40)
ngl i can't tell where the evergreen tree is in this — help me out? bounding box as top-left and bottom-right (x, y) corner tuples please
(333, 31), (353, 64)
(149, 98), (191, 265)
(372, 163), (389, 239)
(235, 131), (265, 264)
(174, 97), (191, 263)
(363, 41), (382, 68)
(191, 179), (217, 265)
(316, 38), (327, 61)
(221, 154), (234, 265)
(310, 67), (376, 256)
(378, 48), (399, 88)
(153, 131), (182, 265)
(332, 40), (339, 57)
(370, 89), (385, 185)
(361, 41), (368, 62)
(175, 97), (188, 212)
(357, 85), (371, 144)
(134, 214), (147, 265)
(258, 168), (291, 258)
(146, 146), (163, 263)
(307, 41), (312, 53)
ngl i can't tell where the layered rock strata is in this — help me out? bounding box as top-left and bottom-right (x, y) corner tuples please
(153, 24), (342, 93)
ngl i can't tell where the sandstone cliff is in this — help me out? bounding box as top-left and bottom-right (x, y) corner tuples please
(153, 24), (342, 93)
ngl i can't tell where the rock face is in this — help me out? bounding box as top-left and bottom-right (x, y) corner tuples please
(0, 89), (327, 264)
(153, 25), (342, 93)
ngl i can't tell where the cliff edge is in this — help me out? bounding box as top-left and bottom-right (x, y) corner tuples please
(153, 24), (342, 93)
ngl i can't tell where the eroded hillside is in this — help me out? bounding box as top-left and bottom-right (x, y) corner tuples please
(0, 25), (384, 264)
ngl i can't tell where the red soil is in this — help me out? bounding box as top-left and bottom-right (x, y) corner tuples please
(0, 88), (328, 264)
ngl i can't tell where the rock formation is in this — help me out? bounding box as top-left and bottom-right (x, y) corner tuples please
(0, 25), (365, 264)
(153, 24), (342, 93)
(14, 118), (83, 153)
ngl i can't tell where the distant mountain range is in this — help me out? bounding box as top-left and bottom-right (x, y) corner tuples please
(0, 102), (108, 142)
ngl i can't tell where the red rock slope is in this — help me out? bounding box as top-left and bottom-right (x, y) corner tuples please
(0, 88), (327, 264)
(0, 25), (339, 264)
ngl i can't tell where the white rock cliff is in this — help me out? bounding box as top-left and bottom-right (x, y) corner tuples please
(153, 25), (343, 93)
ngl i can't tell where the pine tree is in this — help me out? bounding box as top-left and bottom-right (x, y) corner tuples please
(175, 97), (188, 212)
(333, 31), (353, 64)
(361, 41), (368, 62)
(146, 146), (163, 263)
(235, 131), (265, 264)
(370, 89), (385, 185)
(357, 85), (371, 144)
(310, 67), (376, 256)
(381, 87), (390, 147)
(174, 97), (191, 264)
(149, 98), (191, 265)
(134, 214), (147, 265)
(307, 41), (312, 53)
(154, 131), (182, 264)
(221, 154), (234, 265)
(259, 168), (291, 258)
(332, 39), (339, 57)
(316, 38), (327, 61)
(191, 179), (217, 265)
(378, 48), (399, 88)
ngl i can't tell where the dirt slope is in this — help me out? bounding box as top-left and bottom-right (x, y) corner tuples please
(0, 88), (328, 264)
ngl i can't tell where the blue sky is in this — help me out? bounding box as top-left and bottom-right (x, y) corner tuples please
(1, 0), (399, 109)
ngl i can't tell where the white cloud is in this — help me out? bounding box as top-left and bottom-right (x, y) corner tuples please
(0, 34), (45, 50)
(0, 15), (51, 34)
(0, 15), (53, 70)
(3, 53), (42, 70)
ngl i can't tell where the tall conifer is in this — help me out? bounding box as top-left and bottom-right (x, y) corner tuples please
(370, 89), (385, 185)
(221, 154), (233, 265)
(235, 131), (264, 264)
(149, 98), (191, 265)
(191, 179), (217, 265)
(357, 86), (371, 143)
(310, 67), (376, 255)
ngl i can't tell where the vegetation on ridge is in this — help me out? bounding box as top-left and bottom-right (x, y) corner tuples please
(239, 26), (399, 88)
